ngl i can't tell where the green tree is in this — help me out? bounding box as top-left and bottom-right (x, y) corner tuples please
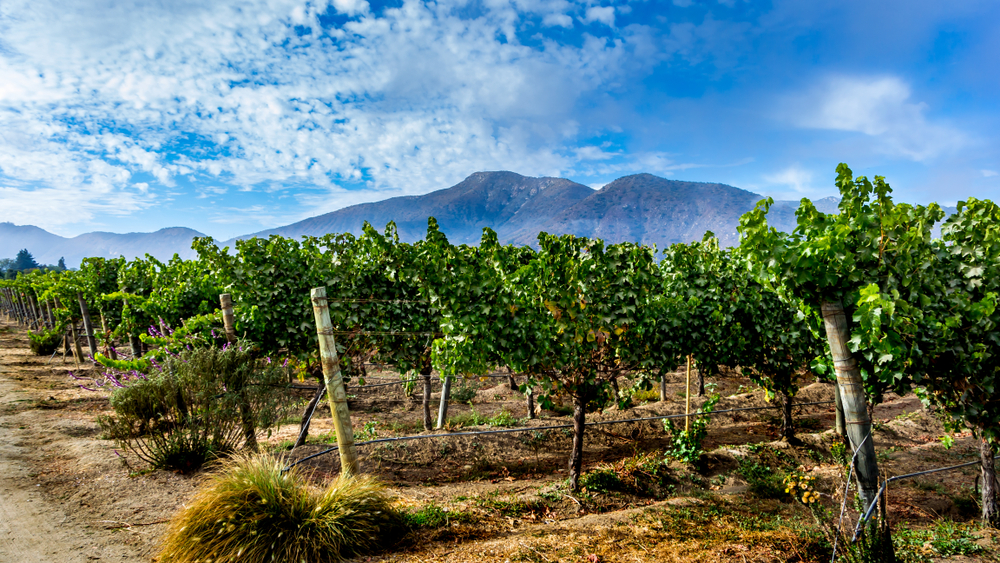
(13, 249), (39, 271)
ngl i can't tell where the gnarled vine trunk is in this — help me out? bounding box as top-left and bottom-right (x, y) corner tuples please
(780, 391), (795, 442)
(569, 391), (587, 492)
(421, 363), (433, 431)
(982, 438), (999, 528)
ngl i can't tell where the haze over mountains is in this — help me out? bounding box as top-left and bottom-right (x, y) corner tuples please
(2, 171), (843, 267)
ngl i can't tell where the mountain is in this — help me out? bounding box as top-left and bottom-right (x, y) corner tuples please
(230, 171), (595, 246)
(232, 171), (821, 249)
(507, 173), (760, 248)
(0, 223), (205, 268)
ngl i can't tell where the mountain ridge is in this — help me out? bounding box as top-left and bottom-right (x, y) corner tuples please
(2, 171), (860, 267)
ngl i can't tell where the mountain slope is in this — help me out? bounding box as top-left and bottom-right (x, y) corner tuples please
(509, 173), (763, 248)
(232, 171), (595, 245)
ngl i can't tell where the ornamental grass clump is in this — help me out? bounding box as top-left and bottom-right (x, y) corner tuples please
(159, 453), (402, 563)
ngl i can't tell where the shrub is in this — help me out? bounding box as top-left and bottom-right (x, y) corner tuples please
(29, 326), (64, 356)
(158, 453), (402, 563)
(97, 343), (293, 471)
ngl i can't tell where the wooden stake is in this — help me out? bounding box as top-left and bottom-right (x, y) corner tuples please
(436, 375), (452, 429)
(310, 287), (359, 476)
(77, 293), (98, 358)
(220, 293), (237, 343)
(685, 355), (692, 432)
(219, 293), (257, 451)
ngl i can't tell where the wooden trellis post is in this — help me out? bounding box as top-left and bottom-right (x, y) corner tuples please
(311, 287), (359, 476)
(821, 299), (880, 511)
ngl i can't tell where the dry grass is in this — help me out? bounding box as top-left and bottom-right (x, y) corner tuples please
(158, 453), (402, 563)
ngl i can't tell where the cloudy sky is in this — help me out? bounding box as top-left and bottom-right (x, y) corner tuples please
(1, 0), (997, 239)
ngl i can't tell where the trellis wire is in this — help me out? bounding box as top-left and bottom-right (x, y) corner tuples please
(283, 399), (836, 472)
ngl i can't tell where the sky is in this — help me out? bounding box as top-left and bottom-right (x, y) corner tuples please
(0, 0), (998, 239)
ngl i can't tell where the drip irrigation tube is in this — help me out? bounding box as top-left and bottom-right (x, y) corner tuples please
(283, 399), (835, 472)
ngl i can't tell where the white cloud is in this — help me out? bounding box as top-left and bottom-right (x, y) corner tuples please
(583, 6), (615, 26)
(542, 12), (573, 27)
(0, 0), (666, 231)
(793, 76), (967, 161)
(982, 170), (998, 177)
(763, 165), (815, 195)
(331, 0), (369, 16)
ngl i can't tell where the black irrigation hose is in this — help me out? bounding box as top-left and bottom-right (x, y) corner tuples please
(293, 373), (518, 440)
(853, 453), (1000, 540)
(283, 399), (836, 472)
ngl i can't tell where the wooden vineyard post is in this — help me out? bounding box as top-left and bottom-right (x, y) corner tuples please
(436, 375), (452, 429)
(660, 368), (668, 402)
(685, 355), (692, 432)
(77, 293), (98, 358)
(821, 299), (880, 511)
(100, 313), (117, 360)
(219, 294), (238, 343)
(421, 365), (433, 431)
(45, 300), (56, 330)
(70, 321), (84, 365)
(16, 291), (28, 327)
(311, 287), (360, 476)
(219, 293), (257, 451)
(28, 294), (42, 329)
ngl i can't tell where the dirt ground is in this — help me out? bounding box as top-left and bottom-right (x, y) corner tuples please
(1, 316), (998, 562)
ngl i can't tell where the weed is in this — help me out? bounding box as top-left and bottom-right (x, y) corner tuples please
(663, 394), (720, 467)
(449, 380), (478, 404)
(579, 469), (624, 494)
(474, 492), (550, 520)
(28, 326), (64, 356)
(892, 520), (986, 562)
(830, 441), (849, 466)
(158, 453), (401, 563)
(912, 480), (946, 495)
(737, 458), (785, 498)
(449, 406), (520, 428)
(402, 502), (475, 528)
(356, 420), (379, 442)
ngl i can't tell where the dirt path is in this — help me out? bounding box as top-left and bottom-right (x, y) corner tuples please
(0, 322), (163, 563)
(0, 377), (137, 562)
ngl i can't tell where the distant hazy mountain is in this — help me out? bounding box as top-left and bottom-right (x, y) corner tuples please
(0, 223), (204, 268)
(230, 171), (832, 249)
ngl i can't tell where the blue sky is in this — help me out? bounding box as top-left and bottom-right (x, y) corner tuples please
(1, 0), (997, 239)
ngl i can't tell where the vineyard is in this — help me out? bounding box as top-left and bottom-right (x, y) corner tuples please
(1, 164), (999, 562)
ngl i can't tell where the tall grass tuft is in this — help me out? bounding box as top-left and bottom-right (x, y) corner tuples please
(159, 454), (402, 563)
